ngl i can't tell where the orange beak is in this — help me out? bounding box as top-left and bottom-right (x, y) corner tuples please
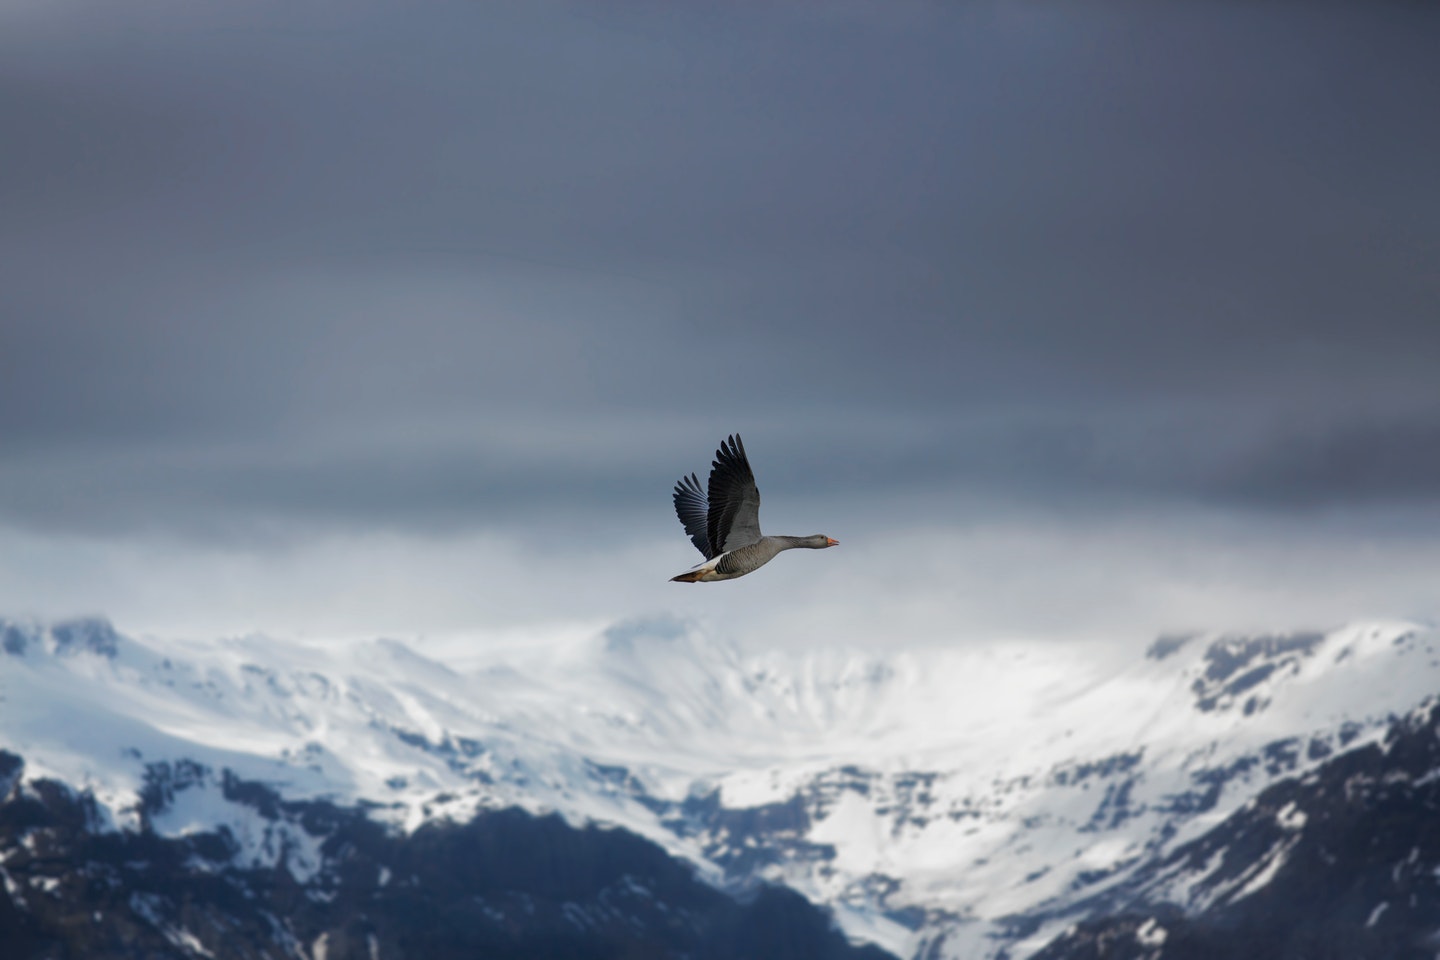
(826, 537), (839, 546)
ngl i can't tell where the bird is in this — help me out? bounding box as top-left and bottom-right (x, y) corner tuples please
(670, 433), (838, 582)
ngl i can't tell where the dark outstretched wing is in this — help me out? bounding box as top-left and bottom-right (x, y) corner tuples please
(707, 434), (762, 554)
(672, 472), (713, 559)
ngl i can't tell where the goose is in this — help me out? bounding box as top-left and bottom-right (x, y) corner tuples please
(670, 434), (838, 583)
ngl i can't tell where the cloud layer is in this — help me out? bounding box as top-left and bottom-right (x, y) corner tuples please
(2, 1), (1437, 642)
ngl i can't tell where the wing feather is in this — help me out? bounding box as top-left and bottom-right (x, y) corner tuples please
(707, 434), (762, 554)
(672, 472), (713, 559)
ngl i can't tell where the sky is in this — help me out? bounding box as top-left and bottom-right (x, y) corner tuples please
(2, 0), (1438, 654)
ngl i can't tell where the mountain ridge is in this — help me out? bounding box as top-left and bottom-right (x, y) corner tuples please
(0, 614), (1435, 958)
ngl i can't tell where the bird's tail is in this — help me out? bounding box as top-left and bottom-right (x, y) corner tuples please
(670, 570), (705, 583)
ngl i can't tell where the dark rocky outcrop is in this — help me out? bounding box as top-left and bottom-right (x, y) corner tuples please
(0, 751), (892, 960)
(1034, 700), (1440, 960)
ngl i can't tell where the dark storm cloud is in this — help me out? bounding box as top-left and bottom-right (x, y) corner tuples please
(1217, 417), (1440, 508)
(2, 0), (1438, 540)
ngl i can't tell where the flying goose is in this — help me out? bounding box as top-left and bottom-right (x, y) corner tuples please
(670, 434), (838, 583)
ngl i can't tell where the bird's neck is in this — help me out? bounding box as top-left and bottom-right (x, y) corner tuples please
(772, 535), (824, 550)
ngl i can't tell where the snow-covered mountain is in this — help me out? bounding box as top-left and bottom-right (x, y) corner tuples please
(1, 615), (1436, 959)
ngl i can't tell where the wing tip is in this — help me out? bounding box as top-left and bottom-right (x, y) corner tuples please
(714, 433), (747, 469)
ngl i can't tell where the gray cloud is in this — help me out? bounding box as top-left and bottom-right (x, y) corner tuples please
(1217, 416), (1440, 509)
(2, 0), (1438, 552)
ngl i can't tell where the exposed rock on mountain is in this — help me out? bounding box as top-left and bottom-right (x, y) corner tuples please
(0, 750), (891, 960)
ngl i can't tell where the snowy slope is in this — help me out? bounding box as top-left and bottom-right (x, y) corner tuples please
(0, 616), (1435, 959)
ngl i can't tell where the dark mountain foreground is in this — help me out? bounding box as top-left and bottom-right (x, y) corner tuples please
(1034, 699), (1440, 960)
(0, 752), (892, 960)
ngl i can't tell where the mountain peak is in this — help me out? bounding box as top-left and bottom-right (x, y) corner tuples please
(1188, 631), (1325, 715)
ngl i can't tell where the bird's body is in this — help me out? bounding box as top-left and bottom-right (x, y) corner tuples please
(670, 434), (837, 583)
(669, 534), (836, 582)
